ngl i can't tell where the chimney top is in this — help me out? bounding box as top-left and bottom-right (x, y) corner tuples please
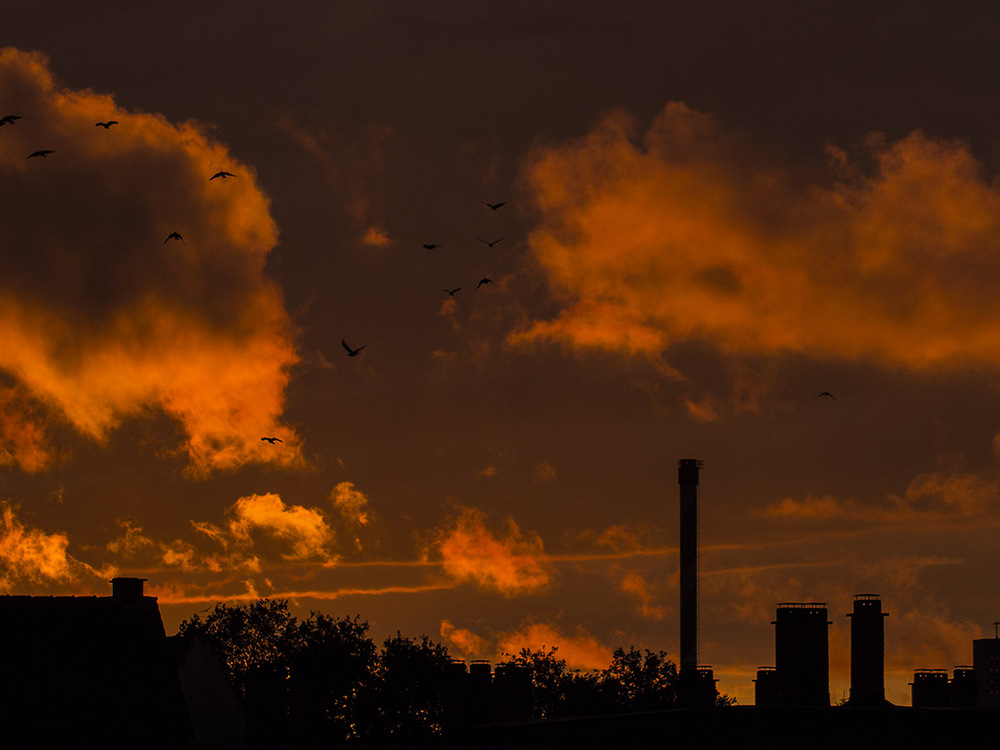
(678, 458), (702, 485)
(110, 577), (147, 604)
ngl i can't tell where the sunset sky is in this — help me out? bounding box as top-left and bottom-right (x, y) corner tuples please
(3, 2), (1000, 705)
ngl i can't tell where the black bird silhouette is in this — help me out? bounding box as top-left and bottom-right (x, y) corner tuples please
(814, 392), (836, 400)
(342, 339), (365, 357)
(261, 436), (283, 444)
(0, 115), (22, 126)
(423, 243), (442, 250)
(443, 287), (461, 296)
(27, 150), (54, 158)
(477, 277), (494, 289)
(484, 201), (506, 211)
(477, 235), (505, 248)
(164, 232), (183, 243)
(95, 120), (118, 129)
(210, 171), (235, 180)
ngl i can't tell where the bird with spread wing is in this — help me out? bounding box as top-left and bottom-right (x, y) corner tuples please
(342, 339), (365, 357)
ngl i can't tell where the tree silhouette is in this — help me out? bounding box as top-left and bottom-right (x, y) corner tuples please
(599, 647), (678, 711)
(366, 632), (453, 744)
(179, 600), (378, 744)
(497, 646), (574, 720)
(179, 599), (300, 741)
(287, 613), (377, 744)
(178, 599), (733, 745)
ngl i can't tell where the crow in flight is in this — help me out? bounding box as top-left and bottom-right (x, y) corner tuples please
(443, 287), (461, 296)
(477, 277), (494, 289)
(342, 339), (365, 357)
(27, 150), (54, 158)
(814, 392), (836, 400)
(0, 115), (22, 126)
(261, 436), (283, 444)
(95, 121), (118, 129)
(210, 171), (235, 180)
(164, 232), (183, 243)
(423, 243), (442, 250)
(477, 236), (504, 248)
(484, 202), (506, 211)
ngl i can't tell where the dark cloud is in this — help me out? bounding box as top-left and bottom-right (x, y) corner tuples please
(0, 49), (300, 474)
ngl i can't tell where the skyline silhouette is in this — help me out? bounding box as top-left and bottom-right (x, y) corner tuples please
(5, 576), (1000, 749)
(3, 4), (1000, 710)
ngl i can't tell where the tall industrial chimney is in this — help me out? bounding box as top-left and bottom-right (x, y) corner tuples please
(678, 459), (700, 675)
(677, 459), (715, 706)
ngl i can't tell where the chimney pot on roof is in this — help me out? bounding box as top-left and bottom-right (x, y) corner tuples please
(111, 577), (147, 603)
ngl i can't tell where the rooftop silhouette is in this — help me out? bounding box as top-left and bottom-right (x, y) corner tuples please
(0, 577), (190, 746)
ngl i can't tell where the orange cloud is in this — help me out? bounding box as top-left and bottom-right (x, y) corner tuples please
(105, 518), (155, 558)
(425, 506), (551, 596)
(887, 610), (982, 675)
(620, 571), (667, 620)
(592, 524), (646, 553)
(759, 495), (851, 521)
(440, 618), (490, 658)
(0, 48), (300, 476)
(152, 580), (456, 606)
(177, 492), (339, 573)
(497, 621), (613, 671)
(228, 493), (336, 561)
(533, 461), (557, 482)
(439, 618), (615, 672)
(0, 502), (95, 590)
(759, 471), (1000, 524)
(362, 225), (393, 247)
(684, 397), (720, 422)
(513, 102), (1000, 373)
(160, 540), (198, 570)
(330, 481), (371, 527)
(900, 471), (1000, 516)
(0, 385), (51, 472)
(439, 296), (459, 319)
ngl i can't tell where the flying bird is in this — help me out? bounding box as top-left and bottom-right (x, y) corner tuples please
(342, 339), (365, 357)
(95, 120), (118, 129)
(484, 201), (506, 211)
(0, 115), (22, 126)
(443, 287), (461, 296)
(477, 235), (505, 248)
(210, 171), (235, 180)
(814, 392), (836, 400)
(477, 277), (494, 289)
(423, 243), (442, 250)
(260, 436), (283, 444)
(27, 150), (54, 158)
(164, 232), (183, 243)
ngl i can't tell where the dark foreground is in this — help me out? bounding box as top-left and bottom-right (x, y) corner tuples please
(469, 705), (1000, 750)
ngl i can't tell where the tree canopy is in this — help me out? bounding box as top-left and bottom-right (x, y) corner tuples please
(177, 599), (733, 745)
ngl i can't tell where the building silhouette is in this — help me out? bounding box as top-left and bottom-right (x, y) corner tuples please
(753, 666), (779, 706)
(847, 593), (889, 706)
(973, 633), (1000, 708)
(952, 666), (978, 708)
(0, 577), (190, 746)
(911, 669), (950, 707)
(763, 602), (831, 706)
